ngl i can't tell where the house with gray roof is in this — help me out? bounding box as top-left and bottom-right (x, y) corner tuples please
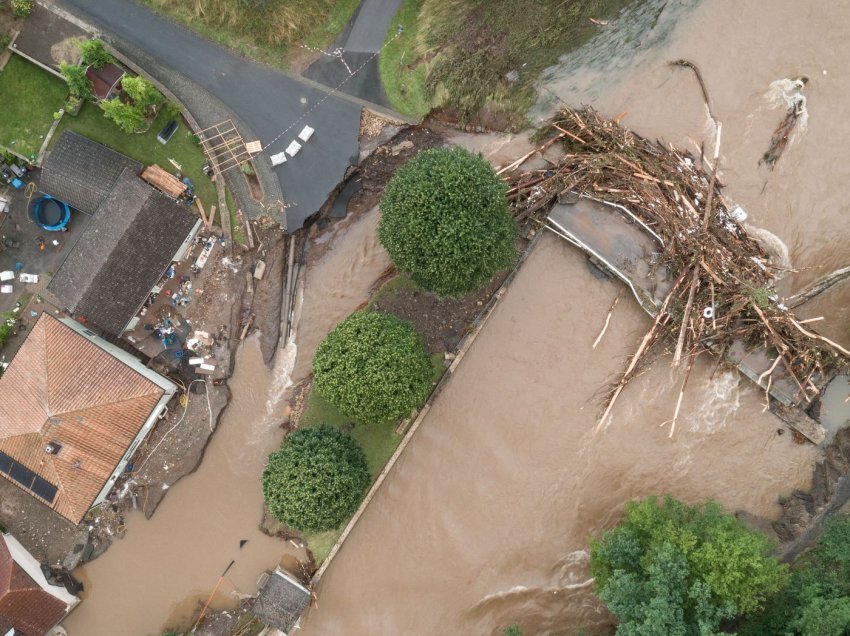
(252, 567), (312, 634)
(40, 130), (142, 214)
(48, 167), (202, 336)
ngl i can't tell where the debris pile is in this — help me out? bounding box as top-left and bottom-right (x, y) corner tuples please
(506, 106), (850, 428)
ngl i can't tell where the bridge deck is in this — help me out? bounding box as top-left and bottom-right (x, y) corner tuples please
(546, 197), (825, 444)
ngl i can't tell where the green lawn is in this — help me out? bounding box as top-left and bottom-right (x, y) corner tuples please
(378, 0), (429, 119)
(52, 102), (217, 208)
(0, 56), (67, 158)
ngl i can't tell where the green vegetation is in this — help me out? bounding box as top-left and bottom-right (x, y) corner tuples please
(140, 0), (360, 69)
(262, 425), (371, 532)
(59, 63), (92, 100)
(0, 312), (15, 348)
(10, 0), (32, 18)
(503, 625), (523, 636)
(52, 102), (217, 207)
(100, 77), (164, 133)
(381, 0), (633, 126)
(121, 76), (165, 114)
(0, 56), (67, 157)
(379, 147), (517, 297)
(313, 310), (434, 424)
(590, 496), (787, 634)
(79, 39), (116, 69)
(743, 514), (850, 636)
(100, 98), (146, 133)
(378, 0), (429, 118)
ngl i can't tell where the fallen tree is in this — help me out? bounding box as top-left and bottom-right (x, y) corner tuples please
(504, 104), (850, 430)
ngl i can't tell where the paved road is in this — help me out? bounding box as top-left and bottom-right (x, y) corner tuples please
(58, 0), (362, 230)
(304, 0), (404, 107)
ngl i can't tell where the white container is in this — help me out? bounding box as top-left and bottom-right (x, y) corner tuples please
(19, 273), (38, 283)
(730, 205), (748, 223)
(0, 271), (13, 282)
(298, 125), (315, 143)
(188, 357), (204, 366)
(285, 140), (302, 157)
(270, 151), (287, 166)
(0, 285), (12, 294)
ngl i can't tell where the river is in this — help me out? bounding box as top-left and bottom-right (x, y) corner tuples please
(63, 336), (304, 635)
(295, 0), (850, 633)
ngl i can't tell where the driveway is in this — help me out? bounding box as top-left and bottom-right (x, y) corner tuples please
(57, 0), (363, 230)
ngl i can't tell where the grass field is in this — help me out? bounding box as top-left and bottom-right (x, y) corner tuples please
(0, 56), (67, 158)
(53, 102), (217, 208)
(380, 0), (635, 127)
(140, 0), (360, 70)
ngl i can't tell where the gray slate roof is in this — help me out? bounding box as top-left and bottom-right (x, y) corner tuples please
(41, 130), (142, 214)
(48, 168), (199, 336)
(252, 568), (311, 634)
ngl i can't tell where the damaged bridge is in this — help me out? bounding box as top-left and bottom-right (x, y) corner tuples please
(546, 196), (828, 445)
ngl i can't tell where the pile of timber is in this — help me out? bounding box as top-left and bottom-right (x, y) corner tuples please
(505, 105), (850, 430)
(142, 164), (187, 198)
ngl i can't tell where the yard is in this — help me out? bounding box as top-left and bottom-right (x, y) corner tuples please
(0, 55), (67, 158)
(52, 102), (218, 209)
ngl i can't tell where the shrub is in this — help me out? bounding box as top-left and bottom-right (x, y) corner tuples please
(590, 496), (787, 634)
(313, 310), (433, 424)
(79, 39), (115, 69)
(59, 63), (92, 100)
(262, 425), (370, 532)
(0, 313), (16, 348)
(10, 0), (32, 18)
(120, 75), (164, 113)
(378, 147), (517, 297)
(100, 98), (146, 133)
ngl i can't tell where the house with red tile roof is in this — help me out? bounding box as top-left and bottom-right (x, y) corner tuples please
(0, 533), (79, 635)
(0, 313), (177, 524)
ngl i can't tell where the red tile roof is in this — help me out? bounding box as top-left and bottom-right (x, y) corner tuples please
(0, 314), (165, 523)
(0, 537), (67, 636)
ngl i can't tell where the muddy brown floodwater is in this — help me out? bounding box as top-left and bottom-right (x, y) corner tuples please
(298, 0), (850, 634)
(63, 336), (304, 636)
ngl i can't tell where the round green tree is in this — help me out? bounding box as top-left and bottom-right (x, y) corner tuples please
(378, 147), (517, 297)
(590, 496), (788, 634)
(313, 310), (433, 424)
(262, 425), (370, 532)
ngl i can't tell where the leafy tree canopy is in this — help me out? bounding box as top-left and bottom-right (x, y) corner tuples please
(313, 310), (433, 424)
(60, 63), (92, 100)
(378, 147), (517, 297)
(79, 39), (115, 70)
(120, 75), (164, 112)
(742, 514), (850, 636)
(590, 496), (788, 635)
(100, 98), (146, 134)
(262, 425), (370, 532)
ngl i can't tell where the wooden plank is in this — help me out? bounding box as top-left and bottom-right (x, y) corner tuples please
(194, 198), (210, 230)
(774, 404), (826, 445)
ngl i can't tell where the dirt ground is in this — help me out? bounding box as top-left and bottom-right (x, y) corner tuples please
(371, 271), (511, 354)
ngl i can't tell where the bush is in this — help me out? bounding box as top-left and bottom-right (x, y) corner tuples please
(590, 496), (788, 634)
(100, 98), (146, 133)
(79, 39), (115, 69)
(59, 63), (93, 101)
(0, 313), (16, 348)
(378, 147), (517, 297)
(262, 425), (370, 532)
(313, 310), (433, 424)
(120, 75), (164, 114)
(10, 0), (32, 18)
